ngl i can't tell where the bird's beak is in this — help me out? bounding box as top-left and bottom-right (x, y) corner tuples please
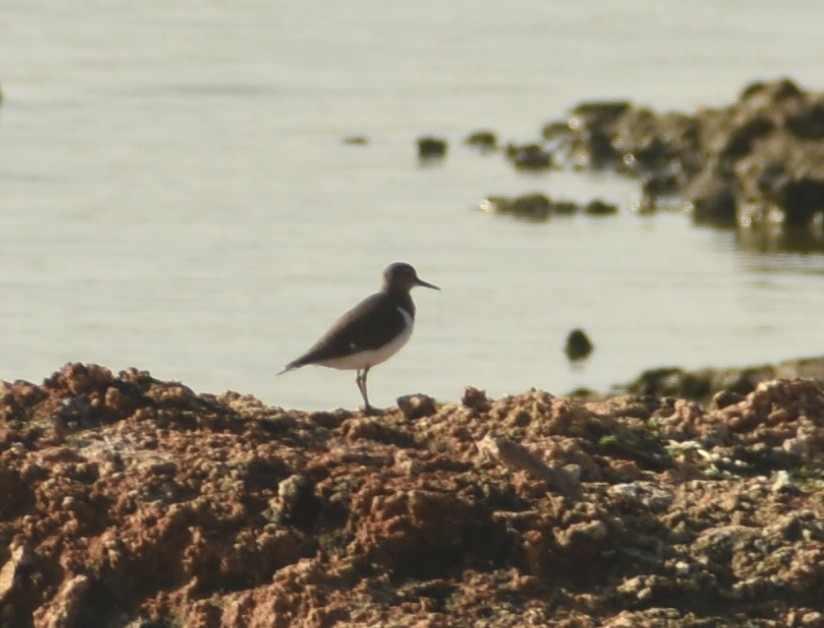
(416, 277), (440, 290)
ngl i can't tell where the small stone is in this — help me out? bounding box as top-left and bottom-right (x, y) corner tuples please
(396, 393), (437, 420)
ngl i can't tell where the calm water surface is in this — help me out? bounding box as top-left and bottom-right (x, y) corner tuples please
(2, 1), (824, 409)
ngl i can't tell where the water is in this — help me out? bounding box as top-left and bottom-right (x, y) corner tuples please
(2, 1), (824, 409)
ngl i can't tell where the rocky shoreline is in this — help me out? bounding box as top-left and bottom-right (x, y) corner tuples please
(1, 363), (823, 627)
(616, 355), (824, 407)
(431, 77), (824, 252)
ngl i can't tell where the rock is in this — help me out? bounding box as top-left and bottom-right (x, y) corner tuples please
(621, 356), (824, 404)
(461, 386), (490, 412)
(583, 199), (618, 216)
(787, 102), (824, 139)
(505, 142), (553, 170)
(719, 116), (774, 161)
(478, 193), (582, 221)
(342, 135), (368, 145)
(511, 193), (552, 219)
(417, 136), (448, 159)
(568, 100), (632, 130)
(564, 329), (594, 361)
(687, 172), (738, 226)
(479, 193), (552, 221)
(541, 120), (574, 142)
(641, 170), (680, 197)
(0, 544), (33, 602)
(464, 130), (497, 151)
(396, 393), (437, 419)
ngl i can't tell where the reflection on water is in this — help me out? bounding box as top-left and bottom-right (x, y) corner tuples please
(735, 223), (824, 254)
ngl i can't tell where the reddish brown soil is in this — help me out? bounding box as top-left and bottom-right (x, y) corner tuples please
(1, 364), (823, 627)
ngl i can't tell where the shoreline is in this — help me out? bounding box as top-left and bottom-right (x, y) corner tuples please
(1, 362), (822, 626)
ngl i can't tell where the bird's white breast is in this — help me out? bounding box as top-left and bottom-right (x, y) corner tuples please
(318, 307), (414, 371)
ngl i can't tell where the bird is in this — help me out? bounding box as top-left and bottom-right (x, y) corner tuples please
(279, 262), (439, 413)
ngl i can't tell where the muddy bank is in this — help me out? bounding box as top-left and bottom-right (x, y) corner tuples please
(1, 363), (823, 626)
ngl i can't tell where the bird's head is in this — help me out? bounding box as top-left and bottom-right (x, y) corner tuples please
(383, 262), (440, 293)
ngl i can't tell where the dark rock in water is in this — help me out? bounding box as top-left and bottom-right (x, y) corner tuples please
(464, 130), (498, 151)
(479, 193), (578, 221)
(532, 77), (824, 251)
(551, 200), (578, 215)
(621, 356), (824, 404)
(573, 128), (619, 169)
(479, 193), (551, 221)
(564, 101), (634, 169)
(687, 173), (737, 226)
(624, 367), (713, 400)
(431, 79), (824, 249)
(512, 193), (552, 219)
(642, 171), (680, 197)
(417, 136), (448, 159)
(568, 100), (632, 129)
(719, 116), (774, 161)
(479, 193), (586, 221)
(342, 135), (369, 145)
(541, 120), (574, 142)
(505, 143), (553, 170)
(565, 329), (594, 361)
(775, 177), (824, 226)
(584, 199), (618, 216)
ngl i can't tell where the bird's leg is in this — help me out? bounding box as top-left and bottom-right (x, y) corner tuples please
(356, 367), (374, 414)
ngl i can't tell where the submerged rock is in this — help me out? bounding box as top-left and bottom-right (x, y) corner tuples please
(417, 135), (448, 159)
(479, 192), (586, 221)
(620, 355), (824, 404)
(342, 134), (369, 145)
(505, 142), (553, 170)
(583, 199), (618, 216)
(463, 129), (498, 151)
(565, 328), (594, 360)
(479, 193), (552, 220)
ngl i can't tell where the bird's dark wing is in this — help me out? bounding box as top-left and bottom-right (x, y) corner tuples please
(283, 293), (408, 370)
